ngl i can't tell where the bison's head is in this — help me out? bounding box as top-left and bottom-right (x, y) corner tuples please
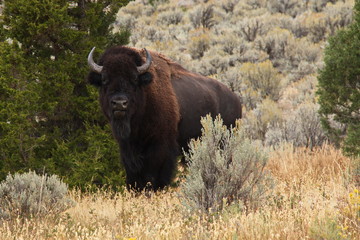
(87, 46), (153, 139)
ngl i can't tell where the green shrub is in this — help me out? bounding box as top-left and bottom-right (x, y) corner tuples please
(317, 0), (360, 158)
(343, 123), (360, 158)
(180, 115), (272, 214)
(0, 171), (73, 219)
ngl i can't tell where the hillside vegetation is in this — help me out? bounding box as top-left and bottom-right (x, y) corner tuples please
(0, 0), (359, 239)
(115, 0), (354, 146)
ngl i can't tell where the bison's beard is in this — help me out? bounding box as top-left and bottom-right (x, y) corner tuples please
(111, 117), (131, 140)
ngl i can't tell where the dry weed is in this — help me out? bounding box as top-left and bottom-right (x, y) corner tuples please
(0, 144), (357, 239)
(267, 143), (350, 182)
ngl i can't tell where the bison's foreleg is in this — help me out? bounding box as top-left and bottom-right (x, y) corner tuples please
(121, 139), (179, 191)
(141, 139), (179, 190)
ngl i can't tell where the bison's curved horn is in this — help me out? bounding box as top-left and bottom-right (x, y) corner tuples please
(87, 47), (103, 73)
(137, 48), (152, 74)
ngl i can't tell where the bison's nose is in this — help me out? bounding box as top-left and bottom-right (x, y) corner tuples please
(111, 95), (129, 110)
(111, 99), (128, 109)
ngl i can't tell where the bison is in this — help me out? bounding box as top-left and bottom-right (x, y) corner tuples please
(87, 46), (242, 190)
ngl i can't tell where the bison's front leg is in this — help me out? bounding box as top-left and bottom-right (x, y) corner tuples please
(120, 139), (179, 191)
(119, 141), (148, 191)
(124, 170), (147, 191)
(120, 138), (179, 191)
(141, 139), (179, 190)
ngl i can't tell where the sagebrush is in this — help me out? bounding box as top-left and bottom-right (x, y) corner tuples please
(265, 102), (328, 149)
(0, 171), (73, 219)
(181, 115), (272, 213)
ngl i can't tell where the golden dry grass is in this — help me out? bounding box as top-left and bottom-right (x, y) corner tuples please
(0, 144), (358, 240)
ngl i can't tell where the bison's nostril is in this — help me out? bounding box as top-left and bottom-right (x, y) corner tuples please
(120, 100), (128, 108)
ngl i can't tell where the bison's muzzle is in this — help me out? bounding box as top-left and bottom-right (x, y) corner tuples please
(111, 95), (129, 118)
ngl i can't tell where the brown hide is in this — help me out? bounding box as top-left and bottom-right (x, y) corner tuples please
(146, 50), (242, 152)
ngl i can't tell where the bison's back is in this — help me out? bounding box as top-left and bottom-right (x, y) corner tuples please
(171, 68), (242, 151)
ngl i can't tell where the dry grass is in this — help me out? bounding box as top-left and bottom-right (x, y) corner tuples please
(0, 144), (358, 240)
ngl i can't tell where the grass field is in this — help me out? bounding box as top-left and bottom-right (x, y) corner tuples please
(0, 144), (358, 240)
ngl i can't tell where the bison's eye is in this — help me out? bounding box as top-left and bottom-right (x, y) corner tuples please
(138, 72), (153, 86)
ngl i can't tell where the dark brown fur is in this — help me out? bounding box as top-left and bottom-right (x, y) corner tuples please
(88, 46), (241, 190)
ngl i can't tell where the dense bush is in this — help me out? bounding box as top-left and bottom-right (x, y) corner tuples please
(0, 171), (73, 219)
(157, 9), (183, 25)
(240, 60), (284, 103)
(256, 28), (293, 61)
(181, 115), (272, 213)
(0, 0), (130, 189)
(270, 0), (306, 17)
(189, 4), (216, 29)
(238, 17), (266, 42)
(188, 28), (211, 59)
(221, 0), (237, 13)
(324, 1), (353, 35)
(242, 98), (283, 141)
(265, 103), (328, 149)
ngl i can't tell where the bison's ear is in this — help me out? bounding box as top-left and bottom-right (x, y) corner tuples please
(138, 72), (153, 86)
(88, 72), (102, 87)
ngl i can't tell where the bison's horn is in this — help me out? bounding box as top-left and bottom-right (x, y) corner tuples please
(87, 47), (103, 73)
(137, 48), (152, 74)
